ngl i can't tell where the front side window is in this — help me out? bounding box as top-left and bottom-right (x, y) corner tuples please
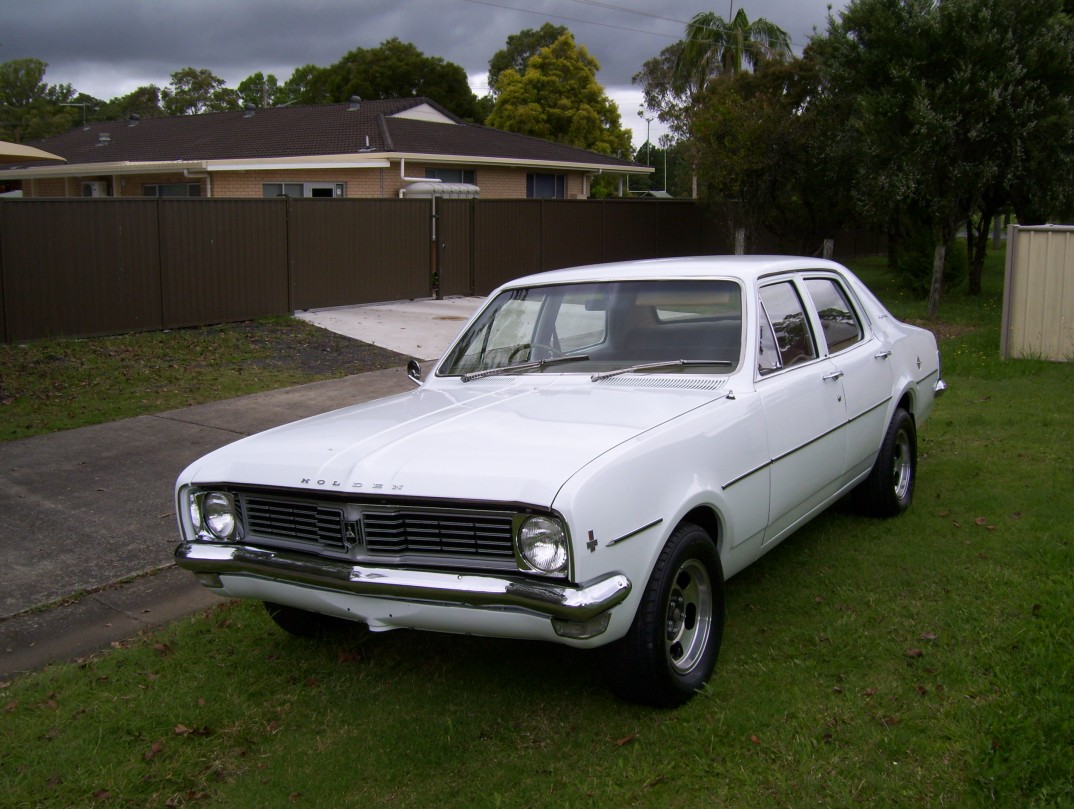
(527, 173), (566, 199)
(804, 277), (864, 354)
(758, 281), (817, 375)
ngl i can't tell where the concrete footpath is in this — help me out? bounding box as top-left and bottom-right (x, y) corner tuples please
(0, 297), (482, 679)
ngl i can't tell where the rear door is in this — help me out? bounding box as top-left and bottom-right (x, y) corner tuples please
(802, 274), (893, 481)
(756, 278), (847, 545)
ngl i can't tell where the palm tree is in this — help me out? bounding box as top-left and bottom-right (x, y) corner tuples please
(674, 7), (792, 99)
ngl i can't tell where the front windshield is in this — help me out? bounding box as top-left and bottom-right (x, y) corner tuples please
(439, 279), (742, 378)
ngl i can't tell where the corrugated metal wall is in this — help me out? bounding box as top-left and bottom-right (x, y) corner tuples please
(2, 197), (868, 343)
(159, 199), (289, 328)
(1003, 225), (1074, 361)
(289, 199), (431, 310)
(0, 200), (162, 341)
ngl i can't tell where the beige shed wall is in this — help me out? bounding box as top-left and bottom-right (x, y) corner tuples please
(1002, 225), (1074, 362)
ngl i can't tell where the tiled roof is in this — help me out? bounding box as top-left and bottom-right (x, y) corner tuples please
(8, 98), (639, 171)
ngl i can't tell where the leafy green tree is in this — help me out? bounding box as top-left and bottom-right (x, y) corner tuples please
(161, 67), (239, 115)
(311, 39), (477, 119)
(99, 85), (164, 120)
(0, 58), (79, 141)
(816, 0), (1074, 308)
(486, 32), (631, 158)
(487, 23), (569, 96)
(237, 72), (284, 108)
(688, 53), (851, 250)
(280, 64), (329, 105)
(635, 9), (792, 200)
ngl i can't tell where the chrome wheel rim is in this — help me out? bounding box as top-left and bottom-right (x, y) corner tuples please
(892, 427), (913, 501)
(664, 559), (713, 675)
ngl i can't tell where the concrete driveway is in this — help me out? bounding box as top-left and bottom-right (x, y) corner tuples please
(296, 296), (484, 361)
(0, 296), (484, 678)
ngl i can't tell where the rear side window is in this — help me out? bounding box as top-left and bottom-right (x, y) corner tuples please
(758, 282), (817, 374)
(804, 278), (864, 354)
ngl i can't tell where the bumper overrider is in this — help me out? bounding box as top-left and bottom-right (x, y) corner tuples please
(175, 542), (632, 640)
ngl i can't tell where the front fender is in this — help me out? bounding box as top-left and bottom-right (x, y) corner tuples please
(552, 393), (769, 641)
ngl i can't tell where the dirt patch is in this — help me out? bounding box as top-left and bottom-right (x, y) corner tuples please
(906, 320), (977, 342)
(231, 319), (413, 376)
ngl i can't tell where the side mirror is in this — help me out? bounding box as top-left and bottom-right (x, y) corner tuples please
(406, 359), (423, 385)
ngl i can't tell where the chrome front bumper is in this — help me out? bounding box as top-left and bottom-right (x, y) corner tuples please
(175, 542), (632, 623)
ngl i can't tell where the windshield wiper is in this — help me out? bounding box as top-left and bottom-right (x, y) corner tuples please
(590, 359), (732, 382)
(460, 354), (590, 383)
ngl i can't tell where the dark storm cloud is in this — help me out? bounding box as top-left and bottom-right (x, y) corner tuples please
(0, 1), (845, 143)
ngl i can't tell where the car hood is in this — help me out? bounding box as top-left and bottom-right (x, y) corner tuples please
(182, 376), (730, 506)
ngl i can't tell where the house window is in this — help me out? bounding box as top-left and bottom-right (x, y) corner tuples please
(527, 173), (566, 199)
(262, 182), (345, 198)
(143, 183), (201, 197)
(426, 168), (475, 184)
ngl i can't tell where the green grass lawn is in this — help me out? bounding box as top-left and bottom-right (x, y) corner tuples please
(2, 248), (1072, 807)
(0, 318), (408, 442)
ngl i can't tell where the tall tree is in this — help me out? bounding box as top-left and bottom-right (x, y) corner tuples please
(100, 85), (164, 120)
(688, 53), (850, 250)
(817, 0), (1074, 307)
(313, 39), (477, 119)
(486, 32), (631, 158)
(236, 72), (284, 108)
(487, 23), (569, 96)
(0, 58), (79, 141)
(161, 67), (239, 115)
(675, 8), (792, 95)
(280, 64), (328, 105)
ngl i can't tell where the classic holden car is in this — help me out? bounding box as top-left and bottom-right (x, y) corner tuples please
(175, 256), (945, 706)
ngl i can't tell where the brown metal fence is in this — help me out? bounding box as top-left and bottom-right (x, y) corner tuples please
(0, 196), (869, 343)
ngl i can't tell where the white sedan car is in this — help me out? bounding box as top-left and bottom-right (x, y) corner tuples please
(175, 256), (945, 706)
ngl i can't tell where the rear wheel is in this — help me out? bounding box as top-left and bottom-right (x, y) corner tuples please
(263, 602), (369, 640)
(601, 522), (725, 707)
(855, 407), (917, 517)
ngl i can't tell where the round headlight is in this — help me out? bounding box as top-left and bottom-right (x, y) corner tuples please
(202, 492), (238, 540)
(517, 516), (569, 575)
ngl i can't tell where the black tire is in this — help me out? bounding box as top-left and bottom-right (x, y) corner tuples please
(263, 602), (369, 641)
(601, 522), (725, 708)
(854, 407), (917, 518)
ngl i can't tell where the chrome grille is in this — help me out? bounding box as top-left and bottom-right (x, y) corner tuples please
(240, 495), (348, 552)
(363, 509), (515, 559)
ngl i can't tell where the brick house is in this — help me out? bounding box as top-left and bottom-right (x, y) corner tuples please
(0, 97), (648, 200)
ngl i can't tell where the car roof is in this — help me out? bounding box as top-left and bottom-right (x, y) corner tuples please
(502, 255), (849, 289)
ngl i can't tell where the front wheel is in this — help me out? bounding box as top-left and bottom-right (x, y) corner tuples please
(854, 407), (917, 518)
(601, 522), (725, 708)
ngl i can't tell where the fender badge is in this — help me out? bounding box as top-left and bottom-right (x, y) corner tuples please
(587, 530), (598, 553)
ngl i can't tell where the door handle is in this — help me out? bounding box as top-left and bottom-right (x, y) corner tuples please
(822, 370), (844, 382)
(874, 349), (892, 360)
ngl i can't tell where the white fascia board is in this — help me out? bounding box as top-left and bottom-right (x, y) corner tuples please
(206, 156), (391, 171)
(0, 160), (210, 180)
(0, 156), (392, 181)
(394, 152), (653, 175)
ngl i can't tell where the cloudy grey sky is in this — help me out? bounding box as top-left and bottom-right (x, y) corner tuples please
(1, 0), (847, 146)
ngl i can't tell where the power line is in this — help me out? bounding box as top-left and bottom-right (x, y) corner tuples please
(566, 0), (692, 27)
(457, 0), (682, 40)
